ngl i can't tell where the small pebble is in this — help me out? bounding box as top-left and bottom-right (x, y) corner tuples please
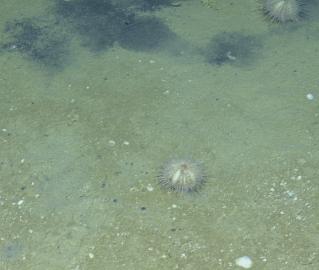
(306, 93), (314, 100)
(180, 253), (187, 259)
(88, 253), (94, 259)
(108, 140), (116, 146)
(235, 256), (253, 269)
(17, 200), (24, 205)
(146, 184), (154, 192)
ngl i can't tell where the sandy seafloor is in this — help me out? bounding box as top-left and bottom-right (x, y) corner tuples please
(0, 0), (318, 269)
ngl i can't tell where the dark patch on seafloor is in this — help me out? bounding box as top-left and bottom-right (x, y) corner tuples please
(0, 0), (181, 69)
(108, 0), (179, 12)
(0, 241), (23, 262)
(118, 16), (177, 51)
(54, 0), (131, 51)
(54, 0), (176, 52)
(129, 0), (180, 11)
(204, 32), (262, 66)
(1, 18), (70, 69)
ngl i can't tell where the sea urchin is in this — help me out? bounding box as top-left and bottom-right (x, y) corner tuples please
(158, 159), (206, 193)
(263, 0), (302, 23)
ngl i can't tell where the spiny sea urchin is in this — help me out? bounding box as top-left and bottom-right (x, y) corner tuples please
(262, 0), (302, 23)
(158, 159), (206, 193)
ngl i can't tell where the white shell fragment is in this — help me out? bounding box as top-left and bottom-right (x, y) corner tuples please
(306, 93), (314, 100)
(235, 256), (253, 269)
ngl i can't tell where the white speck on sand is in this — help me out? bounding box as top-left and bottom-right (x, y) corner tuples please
(146, 184), (154, 192)
(17, 200), (24, 206)
(108, 140), (116, 146)
(88, 253), (94, 259)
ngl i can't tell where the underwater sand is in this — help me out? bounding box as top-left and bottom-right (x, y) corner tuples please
(0, 0), (318, 269)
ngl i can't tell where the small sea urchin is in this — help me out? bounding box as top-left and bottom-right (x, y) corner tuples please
(263, 0), (302, 23)
(158, 159), (206, 193)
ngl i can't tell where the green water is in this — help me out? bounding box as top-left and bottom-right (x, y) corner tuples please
(0, 0), (318, 269)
